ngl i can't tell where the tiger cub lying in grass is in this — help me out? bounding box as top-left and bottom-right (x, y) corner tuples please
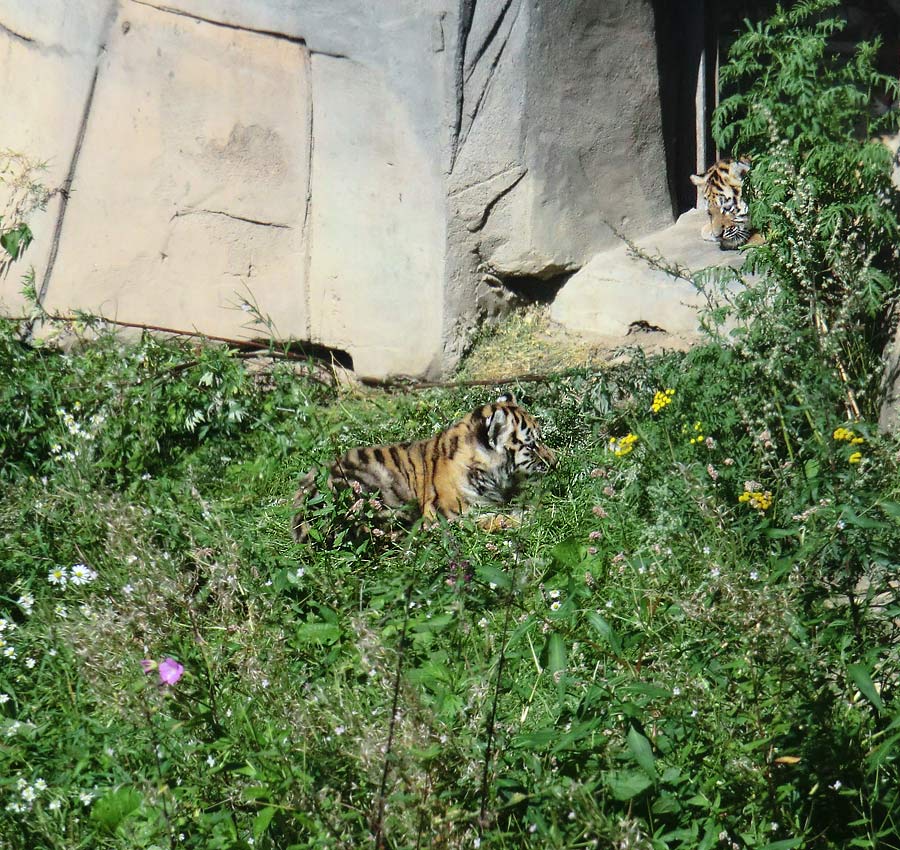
(291, 393), (557, 542)
(690, 157), (765, 250)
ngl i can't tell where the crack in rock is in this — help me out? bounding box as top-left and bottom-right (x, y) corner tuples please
(172, 208), (292, 229)
(465, 167), (527, 232)
(449, 163), (524, 196)
(464, 0), (512, 83)
(450, 0), (522, 173)
(128, 0), (308, 46)
(0, 19), (35, 44)
(449, 0), (477, 172)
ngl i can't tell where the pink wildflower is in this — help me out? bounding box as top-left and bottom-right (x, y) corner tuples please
(158, 658), (184, 686)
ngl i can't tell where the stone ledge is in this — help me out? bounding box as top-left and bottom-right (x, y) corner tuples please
(550, 209), (747, 339)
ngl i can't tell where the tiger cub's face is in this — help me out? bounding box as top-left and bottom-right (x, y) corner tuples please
(485, 394), (557, 476)
(690, 158), (751, 248)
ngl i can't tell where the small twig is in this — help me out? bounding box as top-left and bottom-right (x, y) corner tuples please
(373, 581), (415, 850)
(812, 308), (862, 420)
(360, 372), (572, 392)
(478, 548), (521, 834)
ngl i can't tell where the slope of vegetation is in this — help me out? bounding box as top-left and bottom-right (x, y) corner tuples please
(1, 1), (899, 848)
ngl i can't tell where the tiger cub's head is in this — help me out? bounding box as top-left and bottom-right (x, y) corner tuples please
(690, 157), (752, 250)
(481, 393), (557, 475)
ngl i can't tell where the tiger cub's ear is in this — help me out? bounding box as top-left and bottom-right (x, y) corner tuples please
(486, 406), (512, 449)
(689, 172), (706, 187)
(496, 392), (517, 405)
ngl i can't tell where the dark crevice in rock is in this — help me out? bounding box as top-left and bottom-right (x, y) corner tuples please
(250, 339), (354, 372)
(457, 0), (521, 159)
(37, 0), (122, 307)
(464, 0), (512, 82)
(484, 267), (575, 306)
(627, 319), (667, 335)
(449, 0), (477, 173)
(449, 163), (523, 196)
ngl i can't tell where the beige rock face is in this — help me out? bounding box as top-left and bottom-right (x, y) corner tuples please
(1, 0), (676, 378)
(0, 5), (105, 314)
(307, 54), (444, 377)
(42, 2), (311, 341)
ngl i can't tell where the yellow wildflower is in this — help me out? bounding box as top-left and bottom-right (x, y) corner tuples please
(688, 421), (706, 444)
(739, 489), (772, 511)
(609, 433), (638, 457)
(848, 451), (862, 464)
(650, 388), (675, 414)
(833, 426), (864, 444)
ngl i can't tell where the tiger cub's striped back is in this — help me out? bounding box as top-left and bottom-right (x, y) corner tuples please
(291, 393), (556, 542)
(690, 157), (757, 251)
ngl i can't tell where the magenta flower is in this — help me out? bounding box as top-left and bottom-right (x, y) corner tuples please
(158, 658), (184, 686)
(140, 659), (156, 674)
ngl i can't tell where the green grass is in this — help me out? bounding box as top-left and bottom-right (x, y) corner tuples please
(1, 320), (898, 850)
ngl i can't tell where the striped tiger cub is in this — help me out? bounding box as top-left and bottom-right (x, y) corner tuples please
(291, 393), (557, 542)
(690, 157), (762, 250)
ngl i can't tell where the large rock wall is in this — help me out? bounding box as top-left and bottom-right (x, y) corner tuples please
(0, 0), (672, 378)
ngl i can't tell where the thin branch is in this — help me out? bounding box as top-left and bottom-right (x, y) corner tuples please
(478, 548), (520, 834)
(373, 581), (415, 850)
(360, 372), (573, 392)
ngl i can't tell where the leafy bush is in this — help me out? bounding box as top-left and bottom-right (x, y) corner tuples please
(711, 0), (900, 424)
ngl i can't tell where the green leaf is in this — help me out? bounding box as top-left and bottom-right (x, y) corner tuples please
(585, 611), (622, 655)
(411, 612), (454, 633)
(547, 632), (566, 676)
(764, 527), (799, 539)
(242, 786), (271, 801)
(840, 507), (886, 530)
(551, 537), (583, 569)
(253, 806), (276, 841)
(877, 500), (900, 522)
(547, 631), (566, 702)
(476, 563), (511, 589)
(626, 727), (657, 778)
(848, 663), (884, 712)
(651, 794), (681, 815)
(90, 787), (143, 832)
(294, 622), (341, 645)
(603, 769), (653, 800)
(0, 224), (32, 259)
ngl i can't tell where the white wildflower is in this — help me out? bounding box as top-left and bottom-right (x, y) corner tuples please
(48, 566), (68, 586)
(70, 564), (97, 585)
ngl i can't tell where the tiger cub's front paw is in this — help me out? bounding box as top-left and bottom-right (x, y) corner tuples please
(476, 512), (523, 533)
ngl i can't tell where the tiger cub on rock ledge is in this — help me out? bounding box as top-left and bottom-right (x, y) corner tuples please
(690, 157), (765, 250)
(291, 393), (557, 542)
